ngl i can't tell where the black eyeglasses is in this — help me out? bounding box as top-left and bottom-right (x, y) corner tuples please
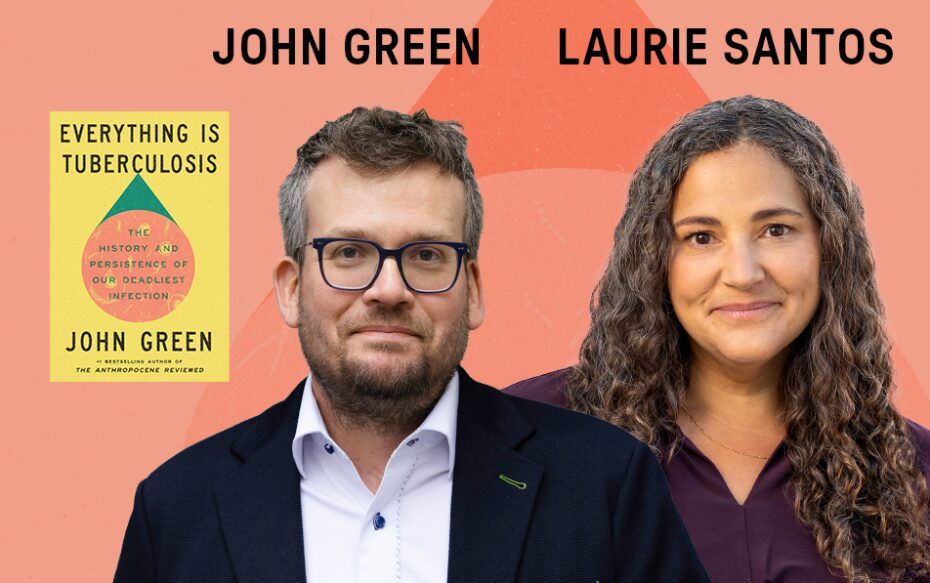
(295, 238), (469, 293)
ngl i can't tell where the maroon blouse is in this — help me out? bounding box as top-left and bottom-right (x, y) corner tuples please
(505, 368), (930, 583)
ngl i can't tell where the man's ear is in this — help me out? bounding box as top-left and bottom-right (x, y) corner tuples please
(465, 259), (486, 330)
(273, 256), (301, 328)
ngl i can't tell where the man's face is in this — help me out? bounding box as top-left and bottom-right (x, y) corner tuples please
(280, 158), (484, 430)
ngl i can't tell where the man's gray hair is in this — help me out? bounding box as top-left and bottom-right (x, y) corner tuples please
(279, 107), (483, 259)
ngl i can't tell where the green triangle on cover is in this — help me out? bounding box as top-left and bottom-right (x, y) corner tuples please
(100, 174), (175, 224)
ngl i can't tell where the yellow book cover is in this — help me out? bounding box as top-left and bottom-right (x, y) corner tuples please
(49, 112), (229, 382)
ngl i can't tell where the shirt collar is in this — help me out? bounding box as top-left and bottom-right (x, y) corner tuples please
(291, 371), (460, 479)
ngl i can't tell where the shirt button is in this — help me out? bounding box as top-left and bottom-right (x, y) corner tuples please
(372, 512), (386, 530)
(406, 438), (419, 447)
(323, 443), (335, 454)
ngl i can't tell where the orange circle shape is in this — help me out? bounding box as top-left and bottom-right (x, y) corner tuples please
(82, 209), (195, 322)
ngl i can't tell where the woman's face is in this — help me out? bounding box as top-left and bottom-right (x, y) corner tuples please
(668, 142), (821, 372)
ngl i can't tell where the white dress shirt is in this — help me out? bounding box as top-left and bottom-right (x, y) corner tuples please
(291, 372), (458, 583)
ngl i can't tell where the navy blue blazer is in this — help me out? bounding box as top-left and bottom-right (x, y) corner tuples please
(114, 369), (708, 582)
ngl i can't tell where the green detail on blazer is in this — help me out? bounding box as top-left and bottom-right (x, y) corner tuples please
(498, 474), (527, 490)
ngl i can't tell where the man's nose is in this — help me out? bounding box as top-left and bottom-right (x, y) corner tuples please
(720, 239), (765, 290)
(362, 257), (415, 306)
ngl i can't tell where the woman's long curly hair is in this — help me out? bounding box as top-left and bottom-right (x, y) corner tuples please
(566, 96), (930, 582)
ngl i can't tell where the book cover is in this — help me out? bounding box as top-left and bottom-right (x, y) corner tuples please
(49, 112), (229, 382)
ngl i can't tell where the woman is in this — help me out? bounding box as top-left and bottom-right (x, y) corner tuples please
(507, 96), (930, 582)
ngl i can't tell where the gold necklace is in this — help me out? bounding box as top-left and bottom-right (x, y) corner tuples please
(682, 407), (769, 460)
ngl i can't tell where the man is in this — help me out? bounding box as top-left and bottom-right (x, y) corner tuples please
(114, 107), (708, 582)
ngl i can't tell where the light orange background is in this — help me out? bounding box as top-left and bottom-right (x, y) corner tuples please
(3, 1), (929, 581)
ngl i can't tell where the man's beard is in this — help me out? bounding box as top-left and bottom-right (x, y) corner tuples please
(297, 298), (470, 434)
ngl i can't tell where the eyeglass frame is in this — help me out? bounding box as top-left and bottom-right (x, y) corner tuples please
(294, 237), (470, 294)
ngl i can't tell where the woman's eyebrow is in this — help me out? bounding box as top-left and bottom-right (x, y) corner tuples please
(673, 216), (720, 229)
(673, 207), (804, 229)
(751, 207), (804, 222)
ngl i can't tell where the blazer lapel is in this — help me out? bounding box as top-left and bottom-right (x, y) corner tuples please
(214, 382), (307, 583)
(448, 370), (543, 583)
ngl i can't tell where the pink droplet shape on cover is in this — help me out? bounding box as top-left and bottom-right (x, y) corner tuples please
(80, 175), (195, 322)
